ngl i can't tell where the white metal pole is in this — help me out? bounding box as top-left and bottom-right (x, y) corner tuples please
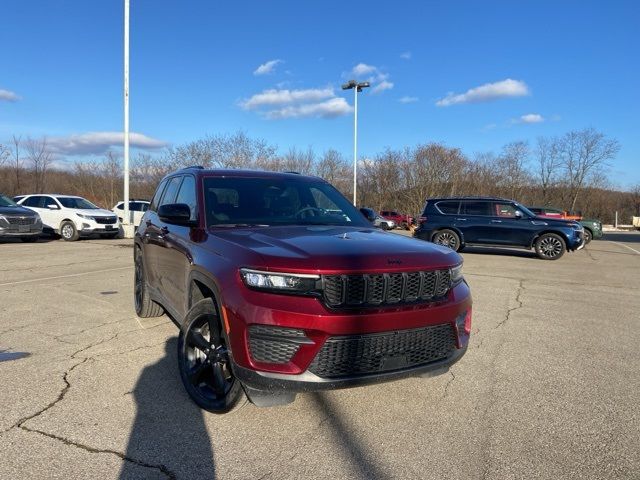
(353, 87), (358, 206)
(123, 0), (130, 227)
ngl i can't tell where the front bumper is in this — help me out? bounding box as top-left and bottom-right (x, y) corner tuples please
(233, 344), (467, 393)
(0, 226), (42, 237)
(79, 223), (119, 236)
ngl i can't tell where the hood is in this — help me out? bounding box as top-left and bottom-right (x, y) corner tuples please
(0, 204), (38, 216)
(75, 208), (116, 217)
(533, 216), (580, 227)
(209, 225), (461, 273)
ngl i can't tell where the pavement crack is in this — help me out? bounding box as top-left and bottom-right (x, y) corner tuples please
(18, 426), (176, 479)
(584, 247), (598, 262)
(494, 278), (525, 329)
(442, 370), (456, 399)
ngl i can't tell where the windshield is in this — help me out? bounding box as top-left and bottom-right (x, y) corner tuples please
(57, 197), (99, 209)
(0, 194), (19, 207)
(203, 176), (370, 228)
(515, 203), (536, 218)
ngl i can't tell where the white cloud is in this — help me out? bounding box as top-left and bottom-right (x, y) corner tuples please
(265, 98), (353, 119)
(253, 59), (283, 76)
(372, 80), (394, 94)
(436, 79), (530, 107)
(516, 113), (544, 124)
(400, 51), (412, 60)
(350, 63), (377, 77)
(240, 87), (335, 109)
(0, 89), (21, 102)
(399, 96), (419, 104)
(48, 131), (168, 155)
(481, 123), (498, 132)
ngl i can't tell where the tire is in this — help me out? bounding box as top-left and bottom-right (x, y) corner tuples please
(583, 229), (592, 244)
(60, 221), (79, 241)
(134, 249), (164, 318)
(20, 236), (39, 243)
(178, 298), (245, 413)
(432, 229), (461, 251)
(535, 233), (566, 260)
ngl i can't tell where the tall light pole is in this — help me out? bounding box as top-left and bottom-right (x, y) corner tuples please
(123, 0), (132, 236)
(342, 80), (370, 206)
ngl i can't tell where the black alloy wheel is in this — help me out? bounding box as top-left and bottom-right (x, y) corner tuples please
(134, 250), (163, 317)
(535, 233), (566, 260)
(178, 298), (244, 413)
(432, 229), (461, 251)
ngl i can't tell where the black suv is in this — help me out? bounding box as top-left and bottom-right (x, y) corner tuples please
(414, 197), (584, 260)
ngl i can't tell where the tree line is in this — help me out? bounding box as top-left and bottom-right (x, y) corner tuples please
(1, 128), (638, 224)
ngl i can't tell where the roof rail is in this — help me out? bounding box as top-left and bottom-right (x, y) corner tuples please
(180, 165), (205, 170)
(283, 171), (300, 175)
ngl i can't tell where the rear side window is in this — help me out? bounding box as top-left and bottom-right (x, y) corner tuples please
(461, 201), (490, 216)
(149, 179), (168, 212)
(436, 201), (459, 214)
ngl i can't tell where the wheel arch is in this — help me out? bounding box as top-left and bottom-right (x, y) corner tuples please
(430, 227), (465, 246)
(187, 270), (224, 329)
(529, 230), (569, 249)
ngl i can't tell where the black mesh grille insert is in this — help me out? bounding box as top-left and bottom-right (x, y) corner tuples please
(248, 325), (310, 364)
(94, 216), (118, 224)
(308, 324), (456, 378)
(322, 269), (452, 308)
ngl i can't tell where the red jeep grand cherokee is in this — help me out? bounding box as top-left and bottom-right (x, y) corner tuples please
(134, 167), (472, 413)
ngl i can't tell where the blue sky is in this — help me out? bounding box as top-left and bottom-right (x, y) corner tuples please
(1, 0), (638, 187)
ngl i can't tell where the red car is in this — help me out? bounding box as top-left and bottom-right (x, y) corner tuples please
(134, 168), (472, 412)
(380, 210), (414, 229)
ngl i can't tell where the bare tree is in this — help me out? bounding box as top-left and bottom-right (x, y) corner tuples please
(11, 135), (23, 193)
(559, 128), (619, 212)
(631, 184), (640, 217)
(535, 136), (561, 204)
(494, 141), (530, 201)
(25, 136), (54, 193)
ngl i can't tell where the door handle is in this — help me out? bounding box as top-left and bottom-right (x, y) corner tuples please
(491, 220), (502, 223)
(455, 218), (467, 221)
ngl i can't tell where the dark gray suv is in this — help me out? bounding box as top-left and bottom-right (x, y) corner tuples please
(0, 194), (42, 242)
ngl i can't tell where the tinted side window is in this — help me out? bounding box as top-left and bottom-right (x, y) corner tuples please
(492, 202), (518, 218)
(22, 196), (43, 207)
(461, 201), (490, 216)
(149, 179), (169, 212)
(160, 177), (183, 207)
(436, 201), (459, 214)
(175, 176), (197, 220)
(44, 197), (59, 208)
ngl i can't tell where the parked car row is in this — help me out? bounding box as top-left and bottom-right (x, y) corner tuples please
(1, 193), (151, 242)
(527, 206), (602, 243)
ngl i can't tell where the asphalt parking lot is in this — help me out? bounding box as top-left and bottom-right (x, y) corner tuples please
(1, 232), (639, 479)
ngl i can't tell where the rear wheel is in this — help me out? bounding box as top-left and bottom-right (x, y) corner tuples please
(535, 233), (566, 260)
(134, 250), (164, 318)
(583, 229), (592, 244)
(432, 229), (461, 251)
(178, 298), (245, 413)
(60, 221), (79, 241)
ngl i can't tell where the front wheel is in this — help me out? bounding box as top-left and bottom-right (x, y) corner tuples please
(178, 298), (245, 413)
(583, 229), (592, 244)
(60, 221), (79, 241)
(535, 233), (566, 260)
(432, 229), (461, 251)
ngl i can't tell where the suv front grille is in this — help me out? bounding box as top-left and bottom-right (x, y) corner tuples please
(308, 323), (456, 378)
(94, 216), (117, 224)
(322, 269), (452, 308)
(6, 216), (35, 226)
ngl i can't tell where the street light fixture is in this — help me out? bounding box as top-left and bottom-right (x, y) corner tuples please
(342, 79), (370, 206)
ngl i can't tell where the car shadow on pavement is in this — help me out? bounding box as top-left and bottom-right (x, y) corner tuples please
(119, 337), (216, 480)
(602, 232), (640, 243)
(309, 392), (388, 479)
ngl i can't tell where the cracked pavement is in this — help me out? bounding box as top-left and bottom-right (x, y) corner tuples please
(1, 233), (639, 479)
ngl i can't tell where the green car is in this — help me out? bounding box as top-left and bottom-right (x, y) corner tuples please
(528, 206), (603, 244)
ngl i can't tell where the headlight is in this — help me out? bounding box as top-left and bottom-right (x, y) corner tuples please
(240, 268), (320, 294)
(450, 263), (464, 286)
(76, 213), (93, 220)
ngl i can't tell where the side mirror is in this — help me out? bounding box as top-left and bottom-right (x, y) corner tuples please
(47, 204), (60, 210)
(514, 210), (523, 219)
(359, 208), (376, 223)
(158, 203), (196, 226)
